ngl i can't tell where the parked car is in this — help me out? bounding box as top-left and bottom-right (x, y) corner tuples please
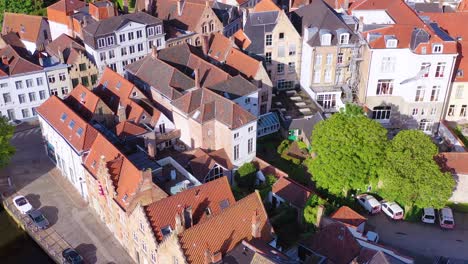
(422, 207), (436, 224)
(27, 209), (49, 230)
(381, 201), (404, 220)
(62, 248), (84, 264)
(439, 207), (455, 229)
(13, 195), (32, 214)
(356, 194), (381, 214)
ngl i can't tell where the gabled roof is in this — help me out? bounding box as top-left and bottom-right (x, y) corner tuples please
(65, 84), (104, 120)
(36, 96), (98, 153)
(2, 13), (46, 43)
(272, 177), (313, 208)
(368, 251), (407, 264)
(300, 222), (361, 264)
(45, 34), (87, 65)
(156, 0), (211, 32)
(47, 0), (86, 14)
(172, 88), (257, 129)
(253, 0), (281, 12)
(207, 32), (232, 62)
(178, 192), (274, 264)
(208, 75), (258, 100)
(83, 12), (162, 48)
(189, 148), (234, 181)
(145, 177), (235, 241)
(94, 67), (136, 112)
(331, 206), (367, 228)
(115, 121), (148, 140)
(435, 152), (468, 175)
(0, 42), (42, 76)
(243, 9), (280, 54)
(232, 29), (251, 50)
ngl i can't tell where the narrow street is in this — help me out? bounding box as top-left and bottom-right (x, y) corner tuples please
(0, 124), (134, 264)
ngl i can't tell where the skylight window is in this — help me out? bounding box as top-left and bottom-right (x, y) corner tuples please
(60, 113), (67, 122)
(76, 127), (84, 137)
(219, 199), (230, 210)
(69, 120), (76, 129)
(192, 110), (201, 119)
(80, 92), (86, 101)
(116, 81), (122, 89)
(161, 225), (172, 236)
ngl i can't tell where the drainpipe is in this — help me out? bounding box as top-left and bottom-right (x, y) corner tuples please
(437, 54), (458, 134)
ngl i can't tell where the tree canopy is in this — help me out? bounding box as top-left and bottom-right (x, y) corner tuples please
(378, 130), (455, 209)
(306, 104), (388, 195)
(0, 117), (15, 168)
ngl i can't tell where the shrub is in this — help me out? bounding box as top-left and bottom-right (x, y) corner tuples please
(297, 141), (308, 150)
(303, 194), (326, 227)
(277, 140), (290, 155)
(265, 174), (278, 187)
(235, 162), (257, 188)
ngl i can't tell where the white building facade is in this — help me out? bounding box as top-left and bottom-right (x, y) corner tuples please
(83, 12), (166, 75)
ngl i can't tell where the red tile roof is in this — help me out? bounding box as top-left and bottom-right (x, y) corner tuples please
(65, 84), (102, 120)
(94, 67), (136, 112)
(253, 0), (281, 12)
(330, 206), (367, 228)
(145, 177), (235, 241)
(0, 44), (43, 75)
(115, 121), (148, 140)
(37, 96), (98, 153)
(232, 29), (251, 50)
(83, 133), (156, 209)
(300, 222), (361, 264)
(271, 177), (313, 208)
(189, 148), (234, 181)
(47, 0), (86, 14)
(458, 0), (468, 12)
(156, 0), (213, 32)
(2, 13), (45, 43)
(45, 33), (87, 65)
(436, 152), (468, 175)
(178, 192), (274, 264)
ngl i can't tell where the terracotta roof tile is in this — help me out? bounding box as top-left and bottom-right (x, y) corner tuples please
(36, 96), (98, 152)
(47, 0), (86, 14)
(115, 121), (148, 140)
(207, 32), (232, 62)
(232, 29), (251, 50)
(65, 84), (102, 120)
(436, 152), (468, 175)
(178, 192), (274, 264)
(189, 148), (233, 181)
(0, 42), (42, 75)
(94, 67), (135, 111)
(2, 13), (45, 43)
(145, 177), (235, 241)
(330, 206), (367, 228)
(156, 0), (210, 32)
(253, 0), (281, 12)
(271, 177), (313, 208)
(45, 34), (87, 65)
(300, 222), (361, 264)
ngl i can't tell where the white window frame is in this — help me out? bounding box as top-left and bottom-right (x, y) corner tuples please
(415, 86), (425, 102)
(386, 39), (397, 48)
(430, 86), (441, 101)
(381, 57), (395, 73)
(372, 106), (391, 120)
(97, 38), (106, 48)
(339, 33), (349, 45)
(313, 70), (321, 83)
(321, 33), (331, 46)
(376, 79), (394, 95)
(435, 62), (446, 78)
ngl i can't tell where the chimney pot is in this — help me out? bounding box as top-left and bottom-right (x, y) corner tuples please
(177, 0), (182, 16)
(194, 69), (201, 89)
(204, 248), (212, 264)
(251, 209), (261, 238)
(147, 141), (156, 159)
(151, 45), (158, 59)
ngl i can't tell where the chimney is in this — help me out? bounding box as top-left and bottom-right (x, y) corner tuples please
(151, 45), (158, 59)
(58, 47), (64, 64)
(205, 0), (209, 7)
(117, 104), (126, 122)
(358, 16), (364, 32)
(147, 141), (156, 159)
(82, 16), (88, 28)
(211, 252), (222, 263)
(139, 168), (153, 192)
(194, 68), (201, 89)
(344, 0), (349, 11)
(123, 0), (129, 13)
(175, 210), (185, 234)
(183, 206), (193, 228)
(177, 0), (182, 16)
(201, 35), (210, 56)
(251, 209), (261, 238)
(2, 55), (9, 65)
(439, 0), (444, 9)
(204, 248), (212, 264)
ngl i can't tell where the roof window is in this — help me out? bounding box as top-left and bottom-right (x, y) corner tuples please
(76, 127), (84, 137)
(60, 113), (67, 122)
(320, 33), (332, 46)
(433, 44), (443, 53)
(69, 120), (76, 129)
(161, 225), (172, 236)
(116, 81), (122, 90)
(219, 199), (230, 210)
(386, 38), (398, 48)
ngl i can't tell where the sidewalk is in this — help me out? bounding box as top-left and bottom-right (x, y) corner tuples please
(0, 126), (134, 264)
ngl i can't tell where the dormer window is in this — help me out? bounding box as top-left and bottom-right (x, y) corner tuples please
(161, 225), (172, 236)
(97, 38), (106, 48)
(141, 115), (146, 120)
(386, 38), (398, 48)
(433, 44), (443, 53)
(321, 33), (331, 46)
(339, 33), (349, 45)
(107, 36), (114, 46)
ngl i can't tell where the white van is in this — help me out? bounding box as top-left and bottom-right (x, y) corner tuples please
(421, 207), (436, 224)
(356, 194), (381, 214)
(439, 208), (455, 229)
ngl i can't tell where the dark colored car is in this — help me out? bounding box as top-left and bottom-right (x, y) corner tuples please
(62, 248), (84, 264)
(27, 209), (49, 230)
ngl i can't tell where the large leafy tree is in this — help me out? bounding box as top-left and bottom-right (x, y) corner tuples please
(306, 104), (388, 195)
(378, 130), (454, 209)
(0, 117), (15, 168)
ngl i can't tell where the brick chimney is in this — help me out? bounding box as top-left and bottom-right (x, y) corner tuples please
(204, 247), (222, 264)
(1, 55), (9, 65)
(147, 141), (156, 159)
(204, 248), (212, 264)
(57, 47), (65, 64)
(175, 210), (185, 234)
(183, 206), (193, 228)
(151, 45), (158, 59)
(251, 209), (261, 238)
(201, 35), (210, 56)
(177, 0), (183, 16)
(194, 68), (201, 89)
(117, 104), (126, 122)
(139, 168), (153, 192)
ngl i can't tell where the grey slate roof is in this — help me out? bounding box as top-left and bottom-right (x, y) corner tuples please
(287, 112), (324, 140)
(243, 11), (279, 54)
(208, 75), (258, 100)
(83, 12), (163, 48)
(292, 0), (359, 46)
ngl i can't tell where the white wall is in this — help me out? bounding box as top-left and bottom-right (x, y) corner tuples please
(351, 10), (395, 24)
(0, 72), (50, 120)
(49, 21), (69, 40)
(230, 120), (257, 166)
(300, 40), (313, 94)
(39, 115), (89, 200)
(233, 91), (259, 116)
(22, 40), (37, 54)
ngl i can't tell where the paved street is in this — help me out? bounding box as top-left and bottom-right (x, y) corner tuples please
(367, 213), (468, 262)
(0, 124), (134, 264)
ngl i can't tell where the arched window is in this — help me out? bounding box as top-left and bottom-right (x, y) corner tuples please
(209, 21), (214, 32)
(202, 23), (207, 34)
(195, 37), (201, 46)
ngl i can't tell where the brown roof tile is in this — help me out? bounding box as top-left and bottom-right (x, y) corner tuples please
(189, 148), (234, 181)
(0, 42), (42, 75)
(271, 177), (313, 208)
(65, 84), (102, 120)
(2, 13), (46, 43)
(45, 33), (87, 65)
(253, 0), (281, 12)
(47, 0), (86, 14)
(156, 0), (211, 32)
(178, 191), (274, 264)
(115, 121), (148, 140)
(145, 177), (235, 241)
(330, 206), (367, 228)
(94, 67), (135, 111)
(36, 96), (98, 152)
(232, 29), (251, 50)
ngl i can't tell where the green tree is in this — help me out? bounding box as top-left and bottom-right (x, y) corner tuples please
(235, 162), (257, 188)
(378, 130), (455, 209)
(0, 117), (15, 168)
(306, 104), (388, 195)
(303, 194), (325, 226)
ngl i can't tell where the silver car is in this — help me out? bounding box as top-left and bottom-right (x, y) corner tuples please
(28, 209), (49, 230)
